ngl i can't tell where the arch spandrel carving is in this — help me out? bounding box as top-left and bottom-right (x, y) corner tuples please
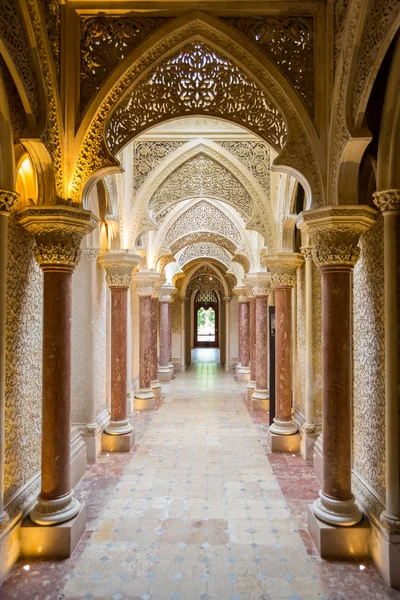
(71, 13), (323, 205)
(171, 232), (237, 257)
(178, 242), (231, 269)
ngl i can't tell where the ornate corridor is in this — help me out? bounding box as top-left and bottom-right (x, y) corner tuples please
(0, 0), (400, 597)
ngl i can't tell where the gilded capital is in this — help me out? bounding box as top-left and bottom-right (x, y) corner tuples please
(17, 205), (98, 269)
(373, 189), (400, 214)
(300, 246), (313, 260)
(262, 253), (303, 287)
(98, 252), (141, 287)
(0, 190), (19, 215)
(297, 206), (377, 267)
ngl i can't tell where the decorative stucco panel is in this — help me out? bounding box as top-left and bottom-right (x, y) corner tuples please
(5, 213), (42, 506)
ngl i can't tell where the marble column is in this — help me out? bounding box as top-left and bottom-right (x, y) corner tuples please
(18, 205), (97, 526)
(233, 287), (250, 382)
(150, 279), (164, 400)
(99, 253), (141, 451)
(373, 190), (400, 534)
(180, 297), (186, 372)
(298, 205), (377, 527)
(263, 254), (303, 440)
(135, 272), (162, 410)
(247, 293), (257, 401)
(81, 248), (101, 460)
(158, 284), (175, 382)
(0, 191), (19, 523)
(168, 299), (175, 375)
(223, 296), (231, 372)
(249, 274), (271, 410)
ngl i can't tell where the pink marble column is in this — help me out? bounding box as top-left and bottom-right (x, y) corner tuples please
(168, 300), (174, 375)
(134, 272), (162, 411)
(247, 295), (257, 400)
(298, 206), (377, 527)
(238, 297), (250, 382)
(158, 284), (175, 382)
(249, 275), (271, 411)
(150, 296), (161, 399)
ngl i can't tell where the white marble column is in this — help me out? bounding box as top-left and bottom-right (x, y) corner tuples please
(373, 190), (400, 533)
(223, 296), (231, 372)
(180, 297), (186, 372)
(0, 190), (19, 523)
(158, 284), (175, 382)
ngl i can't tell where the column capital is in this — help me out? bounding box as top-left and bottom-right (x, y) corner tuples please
(134, 270), (163, 297)
(232, 286), (249, 303)
(297, 205), (377, 268)
(0, 189), (19, 216)
(159, 283), (176, 303)
(82, 247), (100, 261)
(98, 252), (141, 287)
(243, 272), (271, 297)
(373, 189), (400, 214)
(18, 205), (98, 270)
(223, 296), (231, 303)
(300, 246), (314, 260)
(262, 253), (303, 287)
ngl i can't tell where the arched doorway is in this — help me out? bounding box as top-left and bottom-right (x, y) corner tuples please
(194, 289), (219, 348)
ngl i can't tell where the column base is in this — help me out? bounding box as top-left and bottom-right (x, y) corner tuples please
(135, 388), (155, 411)
(168, 362), (175, 375)
(30, 491), (81, 526)
(225, 364), (231, 372)
(371, 518), (400, 589)
(151, 380), (162, 400)
(312, 491), (363, 526)
(180, 364), (186, 372)
(235, 363), (242, 375)
(102, 429), (135, 452)
(267, 429), (300, 453)
(247, 380), (256, 402)
(105, 418), (133, 436)
(238, 366), (251, 382)
(270, 418), (297, 436)
(300, 426), (318, 461)
(158, 368), (172, 382)
(0, 516), (20, 583)
(251, 389), (269, 411)
(308, 504), (369, 560)
(313, 434), (323, 484)
(21, 502), (86, 560)
(82, 428), (103, 461)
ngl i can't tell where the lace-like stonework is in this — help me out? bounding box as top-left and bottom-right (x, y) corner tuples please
(132, 141), (185, 198)
(216, 141), (271, 195)
(178, 242), (231, 269)
(223, 16), (314, 112)
(106, 41), (287, 153)
(80, 15), (170, 111)
(150, 154), (252, 223)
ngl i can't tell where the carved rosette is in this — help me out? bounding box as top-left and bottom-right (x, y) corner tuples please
(373, 189), (400, 214)
(262, 253), (304, 287)
(0, 189), (19, 215)
(232, 287), (249, 303)
(98, 252), (141, 288)
(17, 205), (99, 270)
(297, 206), (377, 268)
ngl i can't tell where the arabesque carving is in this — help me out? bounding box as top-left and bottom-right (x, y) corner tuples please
(178, 242), (231, 269)
(373, 189), (400, 213)
(80, 16), (171, 111)
(262, 253), (304, 286)
(223, 17), (314, 112)
(106, 41), (287, 154)
(216, 141), (271, 195)
(132, 141), (185, 198)
(150, 154), (252, 222)
(40, 0), (61, 77)
(170, 232), (237, 257)
(0, 190), (19, 215)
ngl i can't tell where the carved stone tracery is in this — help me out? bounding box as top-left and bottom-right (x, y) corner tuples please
(170, 232), (236, 257)
(106, 41), (288, 154)
(178, 242), (231, 269)
(216, 141), (271, 196)
(132, 141), (185, 198)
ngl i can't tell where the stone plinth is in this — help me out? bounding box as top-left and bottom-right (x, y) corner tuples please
(102, 430), (135, 453)
(267, 429), (300, 453)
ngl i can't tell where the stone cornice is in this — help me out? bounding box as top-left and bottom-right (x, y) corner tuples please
(0, 190), (19, 216)
(17, 205), (99, 269)
(297, 205), (377, 267)
(373, 189), (400, 214)
(262, 253), (304, 287)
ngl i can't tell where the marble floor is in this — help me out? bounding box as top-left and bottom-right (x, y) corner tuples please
(2, 349), (399, 600)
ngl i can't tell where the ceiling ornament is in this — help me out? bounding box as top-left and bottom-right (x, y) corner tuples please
(165, 199), (241, 246)
(223, 17), (314, 113)
(216, 141), (271, 196)
(80, 15), (171, 112)
(150, 153), (252, 223)
(106, 41), (288, 154)
(178, 242), (231, 269)
(171, 232), (237, 257)
(132, 141), (185, 198)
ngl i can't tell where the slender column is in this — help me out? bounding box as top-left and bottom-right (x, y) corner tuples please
(298, 205), (377, 526)
(18, 205), (97, 525)
(135, 272), (162, 410)
(158, 284), (175, 382)
(168, 300), (174, 375)
(263, 254), (303, 435)
(250, 275), (271, 410)
(301, 246), (316, 434)
(233, 287), (250, 382)
(150, 296), (161, 399)
(247, 295), (256, 399)
(373, 190), (400, 532)
(83, 248), (100, 433)
(223, 297), (231, 372)
(180, 297), (186, 371)
(0, 191), (19, 522)
(99, 253), (140, 437)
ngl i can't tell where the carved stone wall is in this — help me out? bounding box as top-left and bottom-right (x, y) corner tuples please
(178, 243), (231, 269)
(96, 263), (108, 416)
(5, 213), (42, 508)
(216, 141), (271, 196)
(353, 217), (385, 512)
(132, 141), (185, 198)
